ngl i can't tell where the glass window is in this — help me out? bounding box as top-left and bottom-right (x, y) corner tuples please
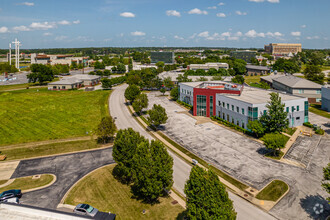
(231, 105), (234, 111)
(304, 101), (308, 122)
(263, 110), (267, 115)
(227, 114), (229, 121)
(222, 102), (225, 107)
(297, 105), (299, 111)
(223, 113), (225, 119)
(237, 120), (239, 126)
(237, 107), (239, 113)
(196, 95), (207, 116)
(242, 108), (245, 115)
(218, 101), (221, 106)
(316, 90), (321, 94)
(248, 107), (258, 121)
(227, 103), (229, 109)
(210, 96), (213, 116)
(292, 106), (295, 112)
(232, 118), (234, 124)
(286, 107), (289, 112)
(242, 122), (245, 129)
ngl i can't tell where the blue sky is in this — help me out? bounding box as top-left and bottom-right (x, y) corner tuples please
(0, 0), (329, 49)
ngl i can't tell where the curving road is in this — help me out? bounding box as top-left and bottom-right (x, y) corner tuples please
(11, 148), (114, 209)
(109, 84), (276, 220)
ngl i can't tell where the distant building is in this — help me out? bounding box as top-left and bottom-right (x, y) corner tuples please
(48, 74), (101, 90)
(179, 81), (308, 128)
(246, 65), (271, 76)
(188, 63), (229, 71)
(31, 53), (89, 66)
(264, 43), (302, 55)
(321, 86), (330, 112)
(150, 51), (174, 64)
(230, 50), (256, 62)
(261, 75), (322, 103)
(132, 64), (157, 71)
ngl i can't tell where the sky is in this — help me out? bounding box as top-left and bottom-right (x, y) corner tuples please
(0, 0), (329, 49)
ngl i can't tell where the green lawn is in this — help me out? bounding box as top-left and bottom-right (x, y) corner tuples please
(0, 140), (104, 161)
(309, 104), (330, 119)
(256, 180), (288, 202)
(284, 127), (297, 136)
(0, 83), (38, 92)
(244, 75), (261, 85)
(0, 174), (54, 192)
(0, 88), (111, 146)
(65, 164), (185, 220)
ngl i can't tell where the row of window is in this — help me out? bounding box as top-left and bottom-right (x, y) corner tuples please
(219, 101), (246, 115)
(286, 105), (300, 113)
(219, 112), (245, 129)
(181, 89), (192, 96)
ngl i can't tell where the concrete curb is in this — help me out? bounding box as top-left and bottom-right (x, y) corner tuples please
(22, 174), (57, 193)
(0, 179), (14, 188)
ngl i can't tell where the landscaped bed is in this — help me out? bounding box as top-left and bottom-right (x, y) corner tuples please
(0, 88), (111, 146)
(0, 174), (54, 192)
(65, 164), (185, 220)
(256, 180), (289, 202)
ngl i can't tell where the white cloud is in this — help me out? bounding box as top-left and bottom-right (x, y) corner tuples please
(17, 2), (34, 6)
(198, 31), (209, 38)
(189, 33), (197, 39)
(43, 32), (52, 36)
(73, 20), (80, 24)
(76, 36), (94, 42)
(306, 36), (320, 40)
(0, 26), (9, 33)
(236, 31), (243, 37)
(221, 32), (231, 37)
(266, 31), (283, 37)
(120, 12), (135, 18)
(207, 6), (217, 9)
(245, 29), (265, 38)
(188, 8), (208, 15)
(55, 35), (67, 41)
(174, 35), (184, 40)
(12, 25), (30, 32)
(291, 31), (301, 37)
(30, 22), (57, 30)
(236, 11), (247, 16)
(131, 31), (146, 36)
(58, 20), (70, 25)
(218, 2), (225, 6)
(249, 0), (279, 3)
(166, 10), (181, 17)
(301, 24), (306, 28)
(216, 13), (226, 17)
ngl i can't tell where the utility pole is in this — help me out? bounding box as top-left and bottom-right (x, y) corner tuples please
(12, 38), (21, 71)
(9, 43), (11, 65)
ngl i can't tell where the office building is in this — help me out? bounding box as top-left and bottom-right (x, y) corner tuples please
(321, 86), (330, 112)
(150, 51), (174, 64)
(264, 43), (302, 55)
(188, 63), (229, 71)
(230, 50), (257, 62)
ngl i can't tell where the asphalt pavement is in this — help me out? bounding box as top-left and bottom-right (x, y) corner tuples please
(10, 147), (114, 209)
(109, 84), (276, 220)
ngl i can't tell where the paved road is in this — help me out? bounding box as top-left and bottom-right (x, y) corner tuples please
(309, 112), (330, 135)
(109, 84), (276, 220)
(11, 148), (114, 209)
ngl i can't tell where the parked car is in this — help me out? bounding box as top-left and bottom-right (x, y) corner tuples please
(74, 204), (98, 217)
(2, 197), (19, 204)
(192, 159), (198, 165)
(0, 190), (22, 201)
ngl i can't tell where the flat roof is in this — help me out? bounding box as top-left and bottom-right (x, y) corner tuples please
(221, 86), (306, 104)
(260, 74), (284, 83)
(273, 75), (322, 89)
(246, 65), (270, 71)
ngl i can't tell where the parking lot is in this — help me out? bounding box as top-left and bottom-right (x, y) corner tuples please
(0, 72), (29, 86)
(147, 92), (330, 220)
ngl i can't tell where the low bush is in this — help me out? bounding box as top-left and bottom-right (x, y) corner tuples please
(303, 122), (314, 128)
(176, 100), (193, 110)
(261, 133), (289, 156)
(211, 116), (254, 136)
(315, 129), (325, 135)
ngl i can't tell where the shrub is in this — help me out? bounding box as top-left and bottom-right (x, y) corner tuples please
(211, 116), (253, 136)
(315, 129), (325, 135)
(303, 122), (314, 128)
(176, 100), (193, 110)
(261, 133), (288, 156)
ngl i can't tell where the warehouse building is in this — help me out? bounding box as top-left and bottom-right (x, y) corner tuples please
(246, 65), (271, 76)
(48, 74), (101, 90)
(179, 81), (308, 128)
(188, 63), (229, 71)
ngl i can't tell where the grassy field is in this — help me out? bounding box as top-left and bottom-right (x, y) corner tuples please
(0, 83), (40, 92)
(0, 180), (8, 185)
(309, 104), (330, 119)
(0, 140), (105, 161)
(0, 88), (111, 146)
(256, 180), (288, 201)
(0, 174), (54, 192)
(65, 164), (184, 220)
(244, 75), (261, 85)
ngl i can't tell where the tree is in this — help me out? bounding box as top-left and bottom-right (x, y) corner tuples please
(170, 87), (179, 100)
(101, 78), (112, 89)
(132, 140), (173, 203)
(95, 116), (116, 144)
(261, 133), (287, 156)
(261, 60), (267, 67)
(132, 93), (148, 114)
(112, 128), (147, 182)
(231, 75), (245, 84)
(322, 163), (330, 202)
(148, 104), (168, 127)
(127, 74), (141, 85)
(176, 74), (192, 83)
(156, 61), (165, 68)
(233, 59), (246, 75)
(272, 58), (300, 73)
(160, 87), (166, 95)
(185, 166), (236, 220)
(94, 61), (105, 69)
(304, 65), (325, 85)
(247, 120), (265, 138)
(212, 75), (223, 81)
(103, 69), (111, 76)
(116, 63), (126, 73)
(124, 84), (141, 102)
(163, 77), (174, 89)
(27, 64), (54, 84)
(70, 61), (78, 70)
(260, 92), (289, 133)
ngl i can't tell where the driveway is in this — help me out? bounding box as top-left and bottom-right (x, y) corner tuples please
(147, 92), (330, 220)
(309, 112), (330, 135)
(10, 147), (114, 209)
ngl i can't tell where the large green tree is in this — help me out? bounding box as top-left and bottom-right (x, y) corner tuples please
(322, 163), (330, 203)
(132, 140), (173, 202)
(170, 87), (179, 100)
(260, 92), (289, 133)
(148, 104), (168, 127)
(272, 58), (300, 73)
(304, 64), (325, 85)
(132, 93), (148, 114)
(112, 128), (147, 183)
(124, 84), (141, 102)
(231, 75), (245, 84)
(185, 166), (236, 220)
(95, 116), (117, 144)
(261, 133), (287, 156)
(247, 120), (265, 138)
(27, 64), (54, 84)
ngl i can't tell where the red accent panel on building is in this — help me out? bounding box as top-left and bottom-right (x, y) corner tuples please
(193, 88), (241, 117)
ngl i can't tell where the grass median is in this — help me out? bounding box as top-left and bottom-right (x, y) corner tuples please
(65, 164), (184, 220)
(0, 140), (106, 161)
(0, 88), (111, 146)
(0, 174), (54, 192)
(309, 104), (330, 119)
(256, 180), (288, 202)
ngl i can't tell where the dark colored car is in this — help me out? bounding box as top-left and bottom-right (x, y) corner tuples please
(74, 204), (98, 217)
(0, 189), (22, 201)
